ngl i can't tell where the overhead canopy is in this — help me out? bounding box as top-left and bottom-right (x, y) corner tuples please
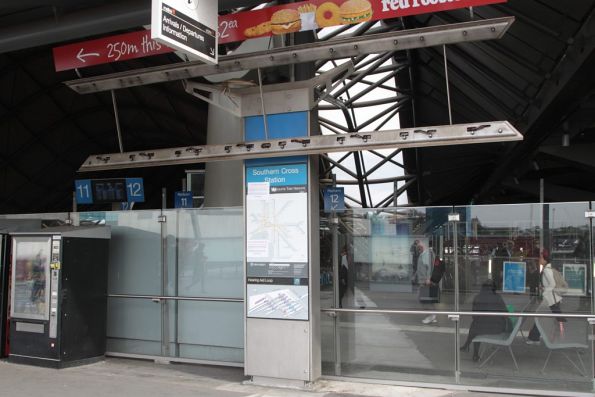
(0, 0), (594, 213)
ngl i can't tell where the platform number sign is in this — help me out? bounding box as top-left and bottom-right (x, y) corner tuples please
(323, 187), (345, 213)
(75, 178), (145, 205)
(175, 191), (193, 208)
(125, 178), (145, 203)
(75, 180), (93, 204)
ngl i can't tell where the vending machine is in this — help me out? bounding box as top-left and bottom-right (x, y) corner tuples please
(8, 226), (110, 368)
(1, 220), (40, 358)
(1, 233), (9, 357)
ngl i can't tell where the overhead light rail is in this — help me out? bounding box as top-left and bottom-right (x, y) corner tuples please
(65, 17), (514, 94)
(79, 121), (522, 172)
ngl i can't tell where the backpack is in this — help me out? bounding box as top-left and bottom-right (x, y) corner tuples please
(551, 267), (568, 295)
(430, 257), (445, 284)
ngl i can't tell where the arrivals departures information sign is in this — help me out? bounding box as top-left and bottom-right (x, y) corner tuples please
(151, 0), (218, 65)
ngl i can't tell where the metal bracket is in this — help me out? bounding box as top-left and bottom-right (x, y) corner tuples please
(448, 213), (460, 222)
(448, 314), (460, 322)
(327, 311), (337, 318)
(585, 211), (595, 219)
(587, 317), (595, 325)
(183, 80), (242, 117)
(158, 215), (167, 223)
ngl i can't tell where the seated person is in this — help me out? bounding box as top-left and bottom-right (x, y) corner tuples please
(460, 279), (509, 361)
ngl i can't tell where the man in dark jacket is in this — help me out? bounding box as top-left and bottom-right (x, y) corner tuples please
(460, 279), (509, 361)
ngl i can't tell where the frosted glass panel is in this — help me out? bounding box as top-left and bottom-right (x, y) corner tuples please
(176, 209), (243, 298)
(106, 297), (161, 355)
(78, 211), (162, 295)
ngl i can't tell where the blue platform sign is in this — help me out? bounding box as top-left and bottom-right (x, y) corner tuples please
(125, 178), (145, 203)
(323, 187), (345, 213)
(175, 191), (193, 208)
(75, 179), (93, 204)
(503, 261), (526, 293)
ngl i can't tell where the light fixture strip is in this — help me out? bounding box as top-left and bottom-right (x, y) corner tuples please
(66, 17), (514, 94)
(79, 121), (522, 172)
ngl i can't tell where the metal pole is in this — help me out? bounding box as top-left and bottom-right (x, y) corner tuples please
(453, 216), (460, 383)
(443, 45), (453, 125)
(540, 178), (544, 252)
(331, 174), (341, 375)
(160, 187), (170, 359)
(257, 68), (269, 140)
(111, 90), (124, 153)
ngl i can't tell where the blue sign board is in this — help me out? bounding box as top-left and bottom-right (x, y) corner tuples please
(175, 191), (194, 208)
(246, 163), (308, 194)
(75, 178), (145, 204)
(75, 179), (93, 204)
(323, 187), (345, 213)
(503, 261), (526, 293)
(125, 178), (145, 203)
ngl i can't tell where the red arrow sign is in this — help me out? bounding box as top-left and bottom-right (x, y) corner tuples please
(53, 30), (174, 72)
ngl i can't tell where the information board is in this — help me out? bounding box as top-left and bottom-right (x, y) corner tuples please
(503, 261), (526, 293)
(75, 178), (145, 204)
(245, 161), (309, 320)
(563, 263), (587, 296)
(175, 191), (194, 208)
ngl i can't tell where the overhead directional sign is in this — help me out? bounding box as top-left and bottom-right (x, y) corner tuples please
(151, 0), (218, 65)
(53, 30), (173, 72)
(323, 187), (345, 213)
(174, 191), (193, 208)
(75, 178), (145, 205)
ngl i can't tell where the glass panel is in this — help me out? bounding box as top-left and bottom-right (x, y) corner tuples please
(173, 300), (243, 363)
(332, 207), (453, 312)
(459, 313), (593, 393)
(10, 236), (51, 320)
(175, 208), (244, 299)
(106, 297), (161, 355)
(78, 211), (163, 296)
(455, 202), (593, 393)
(322, 312), (456, 384)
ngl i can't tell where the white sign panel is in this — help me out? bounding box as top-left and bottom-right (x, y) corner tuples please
(151, 0), (218, 64)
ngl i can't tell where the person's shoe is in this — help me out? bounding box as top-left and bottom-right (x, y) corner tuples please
(472, 354), (480, 362)
(460, 344), (469, 352)
(525, 339), (540, 345)
(422, 314), (437, 324)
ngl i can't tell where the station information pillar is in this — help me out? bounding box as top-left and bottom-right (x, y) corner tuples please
(241, 83), (321, 386)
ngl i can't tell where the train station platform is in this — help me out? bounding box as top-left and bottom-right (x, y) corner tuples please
(0, 357), (525, 397)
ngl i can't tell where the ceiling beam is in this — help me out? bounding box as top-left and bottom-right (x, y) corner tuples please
(65, 17), (515, 94)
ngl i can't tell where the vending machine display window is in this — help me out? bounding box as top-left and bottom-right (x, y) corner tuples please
(10, 237), (51, 321)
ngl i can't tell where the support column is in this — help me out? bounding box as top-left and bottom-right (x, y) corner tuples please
(204, 93), (243, 207)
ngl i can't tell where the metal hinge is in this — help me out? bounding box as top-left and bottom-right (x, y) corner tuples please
(158, 215), (167, 223)
(585, 211), (595, 219)
(448, 314), (460, 322)
(448, 213), (460, 222)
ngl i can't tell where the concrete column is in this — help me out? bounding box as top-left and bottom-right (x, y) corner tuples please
(204, 93), (243, 207)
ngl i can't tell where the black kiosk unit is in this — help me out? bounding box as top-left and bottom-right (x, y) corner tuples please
(8, 226), (110, 368)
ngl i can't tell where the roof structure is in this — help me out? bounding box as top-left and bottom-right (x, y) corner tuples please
(0, 0), (594, 213)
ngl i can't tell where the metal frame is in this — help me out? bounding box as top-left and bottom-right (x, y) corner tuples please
(78, 121), (522, 172)
(64, 17), (514, 94)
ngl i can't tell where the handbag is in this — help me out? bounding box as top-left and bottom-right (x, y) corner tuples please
(419, 283), (440, 303)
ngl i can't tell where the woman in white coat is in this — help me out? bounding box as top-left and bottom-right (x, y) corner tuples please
(527, 249), (565, 343)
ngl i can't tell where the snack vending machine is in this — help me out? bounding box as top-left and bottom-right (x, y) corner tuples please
(8, 226), (110, 368)
(1, 233), (9, 357)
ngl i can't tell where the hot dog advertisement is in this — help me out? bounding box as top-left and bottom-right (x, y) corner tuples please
(218, 0), (506, 44)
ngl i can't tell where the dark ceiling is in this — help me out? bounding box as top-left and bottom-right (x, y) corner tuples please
(1, 0), (594, 213)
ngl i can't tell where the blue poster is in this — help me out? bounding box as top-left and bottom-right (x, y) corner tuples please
(503, 261), (526, 293)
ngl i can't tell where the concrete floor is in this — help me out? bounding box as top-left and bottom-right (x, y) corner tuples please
(0, 357), (529, 397)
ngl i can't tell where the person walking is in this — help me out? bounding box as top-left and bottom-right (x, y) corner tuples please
(418, 242), (438, 324)
(527, 249), (566, 343)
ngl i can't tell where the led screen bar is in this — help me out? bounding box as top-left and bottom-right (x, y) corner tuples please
(66, 17), (514, 94)
(79, 121), (523, 172)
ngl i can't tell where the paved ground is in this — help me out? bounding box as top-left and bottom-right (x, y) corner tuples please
(0, 357), (529, 397)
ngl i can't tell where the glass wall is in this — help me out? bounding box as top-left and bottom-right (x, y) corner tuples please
(322, 203), (595, 394)
(74, 208), (244, 364)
